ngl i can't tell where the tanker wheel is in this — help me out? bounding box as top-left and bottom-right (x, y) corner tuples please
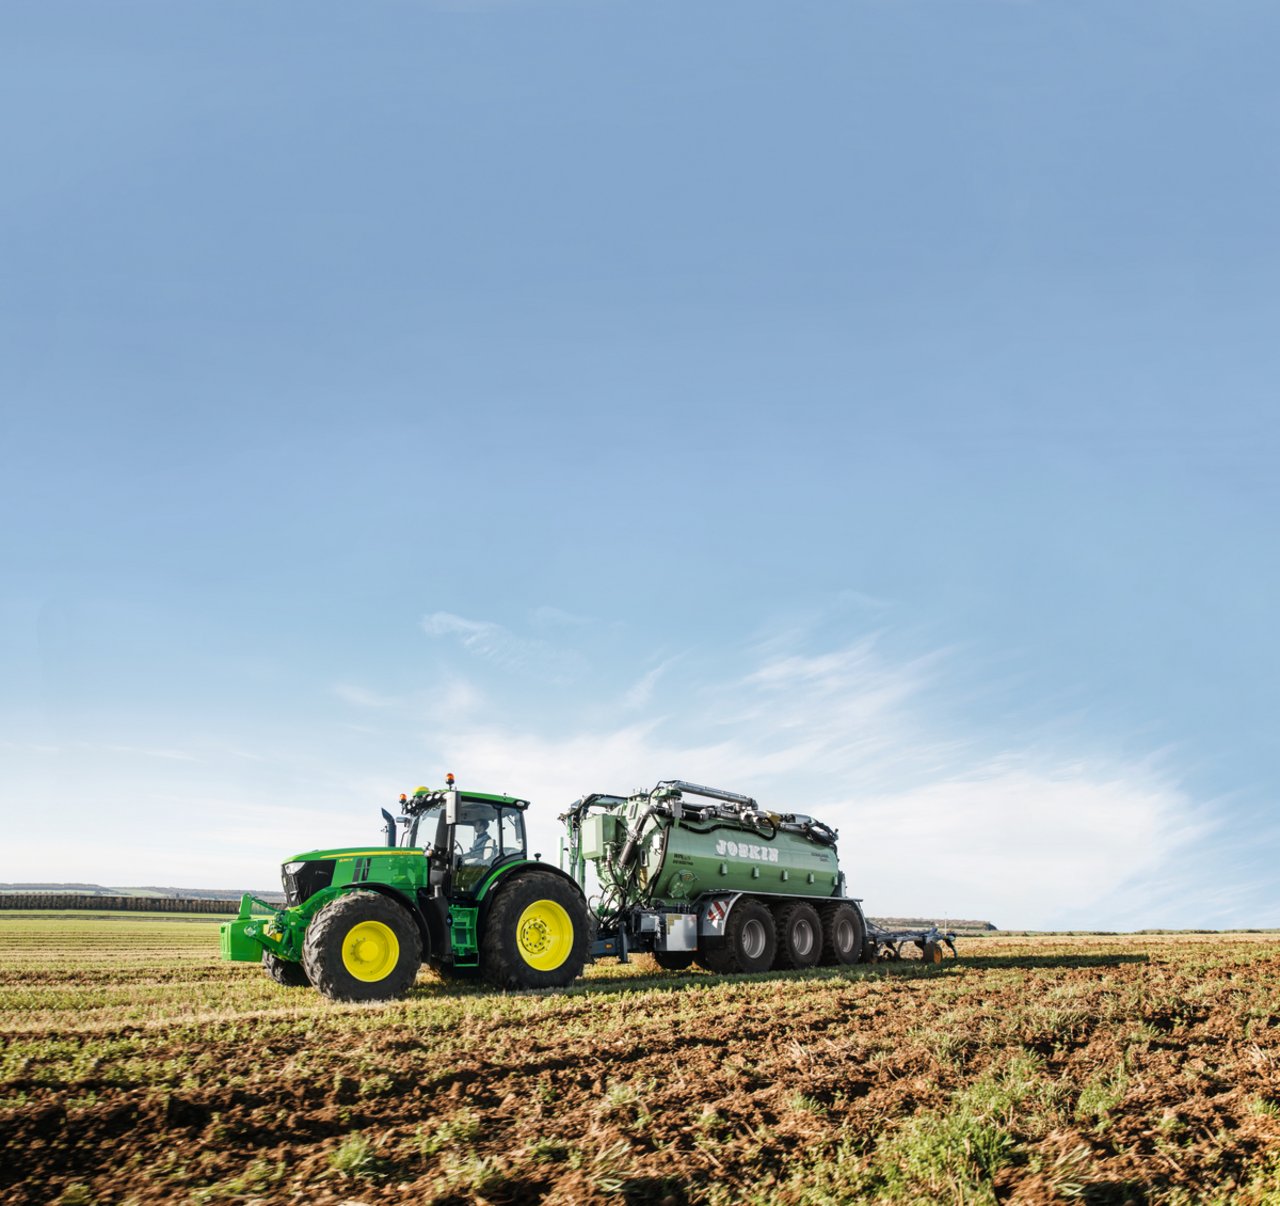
(773, 902), (822, 970)
(262, 949), (309, 987)
(701, 898), (776, 975)
(651, 950), (696, 972)
(302, 890), (423, 1002)
(481, 871), (589, 990)
(820, 902), (867, 966)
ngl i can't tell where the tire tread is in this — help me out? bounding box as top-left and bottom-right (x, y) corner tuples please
(820, 901), (867, 966)
(773, 901), (822, 970)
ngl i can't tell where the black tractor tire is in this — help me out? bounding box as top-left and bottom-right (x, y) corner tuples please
(481, 871), (589, 990)
(821, 901), (867, 966)
(773, 901), (823, 970)
(651, 950), (696, 972)
(262, 949), (309, 987)
(700, 897), (776, 975)
(302, 890), (422, 1002)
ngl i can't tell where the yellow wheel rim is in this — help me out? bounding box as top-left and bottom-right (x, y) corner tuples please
(341, 920), (400, 982)
(516, 900), (573, 972)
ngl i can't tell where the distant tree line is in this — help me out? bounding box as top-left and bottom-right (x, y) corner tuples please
(0, 894), (245, 914)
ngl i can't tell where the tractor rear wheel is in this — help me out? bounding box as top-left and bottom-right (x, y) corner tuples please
(821, 902), (866, 966)
(302, 890), (422, 1002)
(481, 871), (589, 990)
(262, 949), (309, 987)
(773, 902), (822, 970)
(701, 898), (776, 975)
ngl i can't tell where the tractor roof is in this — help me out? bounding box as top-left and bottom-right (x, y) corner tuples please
(463, 791), (530, 809)
(412, 789), (530, 810)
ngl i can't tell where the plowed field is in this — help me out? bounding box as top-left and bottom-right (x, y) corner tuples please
(2, 914), (1280, 1204)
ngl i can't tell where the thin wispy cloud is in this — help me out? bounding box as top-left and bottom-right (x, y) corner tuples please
(530, 605), (596, 630)
(332, 684), (395, 709)
(422, 610), (584, 682)
(835, 588), (894, 611)
(421, 611), (544, 667)
(331, 678), (485, 726)
(92, 743), (202, 763)
(0, 740), (62, 755)
(622, 655), (680, 710)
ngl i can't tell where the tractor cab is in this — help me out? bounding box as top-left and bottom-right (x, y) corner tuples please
(391, 781), (529, 896)
(449, 795), (528, 893)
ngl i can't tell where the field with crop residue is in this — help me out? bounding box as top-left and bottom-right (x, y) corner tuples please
(2, 913), (1280, 1205)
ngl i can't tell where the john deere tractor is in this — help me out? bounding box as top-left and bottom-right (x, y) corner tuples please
(219, 777), (590, 1000)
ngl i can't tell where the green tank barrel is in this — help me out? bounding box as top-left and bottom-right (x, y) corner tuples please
(577, 780), (842, 911)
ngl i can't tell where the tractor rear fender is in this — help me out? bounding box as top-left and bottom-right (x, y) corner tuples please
(474, 863), (592, 937)
(473, 860), (585, 905)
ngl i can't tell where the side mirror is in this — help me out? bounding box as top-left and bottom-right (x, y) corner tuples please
(444, 790), (459, 825)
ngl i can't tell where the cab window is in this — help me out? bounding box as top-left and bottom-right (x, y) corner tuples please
(456, 801), (501, 866)
(500, 810), (526, 859)
(403, 803), (443, 850)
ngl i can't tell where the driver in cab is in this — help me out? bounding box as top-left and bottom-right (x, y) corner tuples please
(462, 818), (497, 865)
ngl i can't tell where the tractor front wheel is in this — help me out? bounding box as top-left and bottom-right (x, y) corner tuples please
(262, 949), (309, 987)
(302, 890), (422, 1002)
(481, 871), (589, 990)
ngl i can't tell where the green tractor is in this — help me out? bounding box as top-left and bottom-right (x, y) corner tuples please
(219, 777), (590, 1000)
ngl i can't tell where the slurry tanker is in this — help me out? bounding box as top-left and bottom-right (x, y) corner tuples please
(220, 776), (955, 1000)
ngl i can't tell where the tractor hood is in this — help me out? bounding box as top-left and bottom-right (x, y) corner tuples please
(281, 846), (430, 909)
(284, 845), (421, 864)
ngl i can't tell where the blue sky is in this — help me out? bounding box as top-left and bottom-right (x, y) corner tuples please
(2, 1), (1276, 928)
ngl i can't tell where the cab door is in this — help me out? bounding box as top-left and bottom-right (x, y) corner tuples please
(450, 800), (527, 896)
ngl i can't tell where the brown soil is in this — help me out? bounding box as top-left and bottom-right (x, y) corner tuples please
(4, 939), (1280, 1204)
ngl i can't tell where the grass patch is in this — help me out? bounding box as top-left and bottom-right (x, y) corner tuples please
(328, 1132), (389, 1180)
